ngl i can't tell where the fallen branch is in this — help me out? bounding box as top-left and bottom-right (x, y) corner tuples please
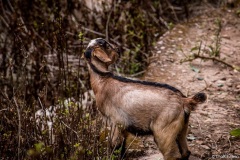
(181, 40), (240, 72)
(181, 53), (240, 72)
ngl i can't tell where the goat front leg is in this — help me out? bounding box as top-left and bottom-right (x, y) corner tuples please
(109, 124), (127, 158)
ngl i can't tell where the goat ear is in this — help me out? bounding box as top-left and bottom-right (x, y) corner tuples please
(93, 48), (112, 63)
(109, 50), (118, 63)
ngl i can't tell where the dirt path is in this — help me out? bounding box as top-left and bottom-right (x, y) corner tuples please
(126, 8), (240, 160)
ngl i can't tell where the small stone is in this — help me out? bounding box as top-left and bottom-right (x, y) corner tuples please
(160, 46), (166, 50)
(157, 41), (163, 45)
(217, 84), (224, 87)
(182, 70), (187, 73)
(178, 30), (183, 34)
(196, 140), (204, 145)
(178, 38), (183, 41)
(187, 134), (196, 141)
(220, 77), (227, 81)
(201, 145), (211, 150)
(237, 85), (240, 89)
(222, 35), (230, 39)
(226, 82), (233, 87)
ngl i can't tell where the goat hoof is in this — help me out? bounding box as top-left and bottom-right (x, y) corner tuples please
(180, 150), (191, 160)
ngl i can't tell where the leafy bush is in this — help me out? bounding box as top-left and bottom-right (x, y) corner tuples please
(230, 128), (240, 137)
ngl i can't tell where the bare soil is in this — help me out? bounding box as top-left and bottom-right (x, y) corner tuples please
(125, 7), (240, 160)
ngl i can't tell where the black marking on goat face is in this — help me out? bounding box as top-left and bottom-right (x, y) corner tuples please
(95, 38), (116, 51)
(84, 47), (93, 61)
(94, 38), (119, 54)
(87, 38), (113, 50)
(85, 38), (110, 60)
(96, 38), (108, 48)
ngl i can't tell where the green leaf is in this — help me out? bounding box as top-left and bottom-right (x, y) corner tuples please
(74, 143), (80, 148)
(78, 32), (84, 40)
(27, 149), (36, 156)
(236, 9), (240, 16)
(190, 65), (200, 73)
(191, 46), (199, 52)
(217, 84), (224, 87)
(34, 142), (44, 152)
(230, 128), (240, 137)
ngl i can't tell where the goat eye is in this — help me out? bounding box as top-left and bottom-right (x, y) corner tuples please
(97, 39), (106, 47)
(99, 42), (104, 46)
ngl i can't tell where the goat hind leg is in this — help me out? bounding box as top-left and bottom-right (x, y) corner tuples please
(177, 123), (191, 160)
(153, 122), (182, 160)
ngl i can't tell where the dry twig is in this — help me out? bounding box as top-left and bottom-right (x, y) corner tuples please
(13, 97), (21, 160)
(182, 54), (240, 72)
(181, 41), (240, 72)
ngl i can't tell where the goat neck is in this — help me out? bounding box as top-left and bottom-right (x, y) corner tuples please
(87, 61), (112, 95)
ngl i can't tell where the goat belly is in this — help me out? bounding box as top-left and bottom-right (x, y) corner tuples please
(126, 125), (153, 136)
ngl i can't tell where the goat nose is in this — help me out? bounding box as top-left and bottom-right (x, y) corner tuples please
(84, 47), (93, 60)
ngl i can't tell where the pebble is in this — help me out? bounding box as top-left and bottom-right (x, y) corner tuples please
(218, 92), (228, 99)
(196, 140), (204, 145)
(201, 145), (211, 150)
(222, 35), (230, 39)
(226, 82), (233, 87)
(226, 79), (234, 87)
(178, 38), (183, 41)
(216, 80), (225, 87)
(217, 84), (224, 87)
(157, 41), (163, 45)
(160, 46), (166, 50)
(187, 134), (196, 141)
(178, 30), (183, 34)
(220, 77), (227, 81)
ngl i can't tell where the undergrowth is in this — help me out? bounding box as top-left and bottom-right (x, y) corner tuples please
(0, 0), (234, 159)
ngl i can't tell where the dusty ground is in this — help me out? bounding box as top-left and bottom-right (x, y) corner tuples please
(125, 7), (240, 160)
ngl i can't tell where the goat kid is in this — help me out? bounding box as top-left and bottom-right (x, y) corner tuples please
(84, 38), (207, 160)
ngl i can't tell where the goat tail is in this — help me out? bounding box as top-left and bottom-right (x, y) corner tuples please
(189, 92), (207, 104)
(184, 92), (207, 114)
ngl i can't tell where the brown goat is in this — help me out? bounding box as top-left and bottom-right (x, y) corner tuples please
(84, 38), (207, 160)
